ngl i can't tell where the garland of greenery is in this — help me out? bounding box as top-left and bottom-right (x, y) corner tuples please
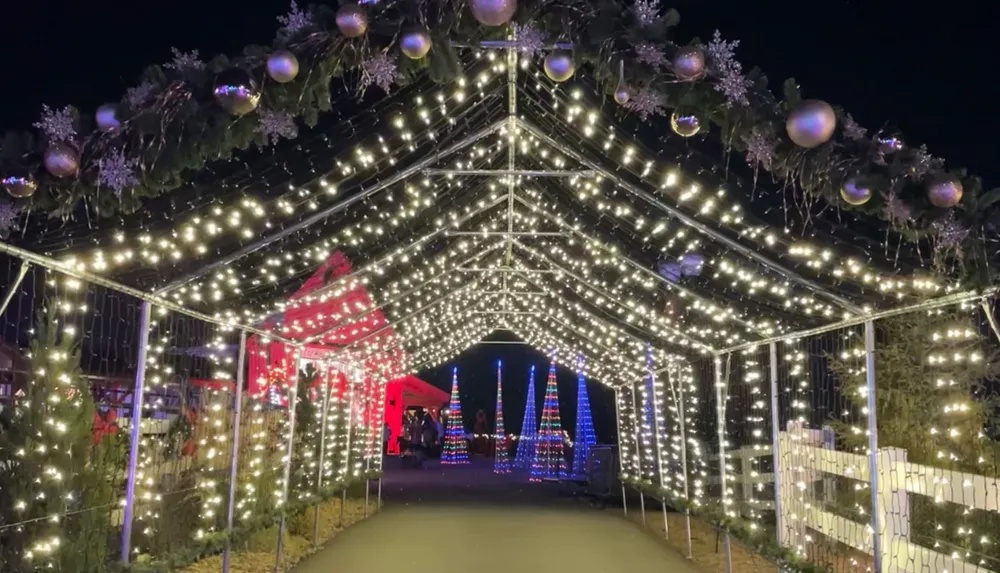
(622, 475), (833, 573)
(1, 0), (993, 282)
(110, 470), (381, 573)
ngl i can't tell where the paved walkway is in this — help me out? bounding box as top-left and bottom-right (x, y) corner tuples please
(293, 459), (701, 573)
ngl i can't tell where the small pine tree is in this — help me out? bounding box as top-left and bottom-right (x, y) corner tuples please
(0, 307), (122, 572)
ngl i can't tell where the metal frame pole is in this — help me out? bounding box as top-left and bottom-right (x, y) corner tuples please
(865, 320), (883, 573)
(340, 371), (357, 526)
(714, 356), (732, 572)
(675, 363), (693, 559)
(364, 375), (372, 519)
(120, 300), (152, 564)
(222, 330), (248, 573)
(613, 388), (628, 515)
(632, 381), (647, 526)
(769, 341), (786, 556)
(0, 260), (29, 317)
(645, 346), (670, 540)
(274, 348), (304, 573)
(312, 362), (332, 544)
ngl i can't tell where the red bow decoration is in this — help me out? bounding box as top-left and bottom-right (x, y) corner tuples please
(92, 409), (119, 445)
(180, 408), (199, 457)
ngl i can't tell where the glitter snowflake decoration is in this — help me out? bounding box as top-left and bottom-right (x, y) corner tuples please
(165, 47), (204, 71)
(841, 114), (867, 141)
(513, 23), (545, 57)
(360, 53), (400, 93)
(33, 105), (76, 143)
(634, 43), (668, 70)
(633, 0), (661, 27)
(884, 192), (912, 226)
(277, 1), (312, 35)
(257, 108), (298, 145)
(707, 31), (750, 107)
(0, 202), (19, 238)
(741, 127), (774, 171)
(98, 148), (140, 196)
(931, 213), (968, 266)
(909, 145), (944, 180)
(126, 81), (157, 108)
(624, 87), (666, 121)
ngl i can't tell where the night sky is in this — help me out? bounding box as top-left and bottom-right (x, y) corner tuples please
(4, 1), (995, 443)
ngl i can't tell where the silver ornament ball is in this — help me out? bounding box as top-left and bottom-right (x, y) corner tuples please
(928, 175), (963, 209)
(469, 0), (517, 26)
(213, 69), (261, 116)
(3, 173), (37, 199)
(543, 52), (575, 83)
(96, 103), (121, 132)
(786, 99), (837, 148)
(840, 177), (872, 206)
(673, 46), (705, 81)
(877, 134), (904, 155)
(267, 50), (300, 83)
(44, 143), (80, 179)
(336, 4), (368, 38)
(400, 28), (432, 60)
(670, 112), (701, 138)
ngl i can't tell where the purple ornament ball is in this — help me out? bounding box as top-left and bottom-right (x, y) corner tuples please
(44, 143), (80, 179)
(336, 4), (368, 38)
(267, 50), (300, 83)
(469, 0), (517, 26)
(840, 177), (872, 206)
(670, 112), (701, 137)
(96, 103), (121, 132)
(786, 100), (837, 148)
(672, 46), (705, 81)
(543, 52), (575, 82)
(400, 29), (432, 60)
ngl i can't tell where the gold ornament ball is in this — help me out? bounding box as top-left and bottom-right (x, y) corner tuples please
(614, 81), (630, 105)
(840, 177), (872, 206)
(543, 52), (575, 83)
(96, 103), (121, 131)
(673, 46), (705, 81)
(213, 69), (261, 116)
(336, 4), (368, 38)
(267, 50), (300, 83)
(3, 173), (37, 198)
(44, 143), (80, 179)
(400, 28), (432, 60)
(469, 0), (517, 26)
(928, 175), (963, 209)
(670, 112), (701, 137)
(786, 100), (837, 148)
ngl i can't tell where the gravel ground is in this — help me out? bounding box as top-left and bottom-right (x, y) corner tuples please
(292, 458), (702, 573)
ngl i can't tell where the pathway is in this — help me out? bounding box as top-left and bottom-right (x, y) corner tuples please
(293, 458), (702, 573)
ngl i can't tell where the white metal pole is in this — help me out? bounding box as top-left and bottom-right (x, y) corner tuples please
(632, 381), (646, 526)
(676, 364), (693, 560)
(769, 342), (786, 562)
(222, 330), (247, 573)
(364, 375), (372, 519)
(714, 356), (732, 572)
(274, 348), (303, 573)
(340, 369), (357, 526)
(312, 362), (332, 544)
(865, 320), (883, 573)
(646, 346), (669, 540)
(613, 388), (628, 515)
(120, 301), (152, 564)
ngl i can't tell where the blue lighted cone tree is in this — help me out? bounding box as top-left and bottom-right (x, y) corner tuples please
(514, 364), (538, 469)
(441, 367), (469, 465)
(571, 356), (597, 478)
(493, 360), (511, 473)
(530, 362), (566, 481)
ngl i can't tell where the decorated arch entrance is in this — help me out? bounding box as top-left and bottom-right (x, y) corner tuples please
(0, 2), (997, 573)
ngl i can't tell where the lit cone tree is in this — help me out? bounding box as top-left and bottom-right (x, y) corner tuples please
(571, 356), (597, 478)
(493, 360), (511, 473)
(531, 362), (566, 481)
(441, 367), (469, 465)
(514, 364), (538, 469)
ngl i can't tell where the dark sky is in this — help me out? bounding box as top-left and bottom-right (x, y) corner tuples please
(4, 0), (996, 443)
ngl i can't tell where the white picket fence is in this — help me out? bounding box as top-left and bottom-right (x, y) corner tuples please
(722, 422), (1000, 573)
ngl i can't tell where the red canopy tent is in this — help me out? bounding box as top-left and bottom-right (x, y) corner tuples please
(383, 374), (449, 455)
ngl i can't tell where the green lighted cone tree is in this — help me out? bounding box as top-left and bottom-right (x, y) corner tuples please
(827, 307), (1000, 564)
(441, 367), (469, 465)
(0, 306), (123, 573)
